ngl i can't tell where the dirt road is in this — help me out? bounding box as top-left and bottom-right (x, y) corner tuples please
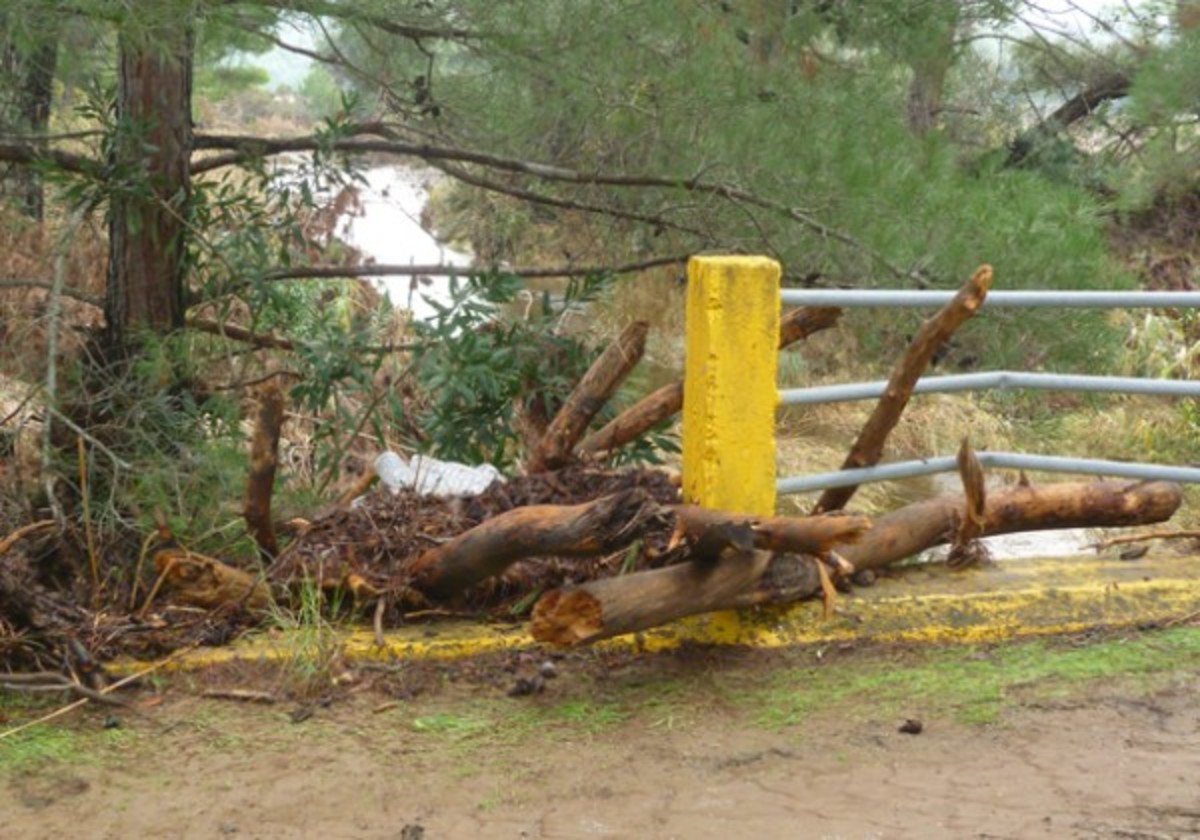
(4, 633), (1200, 839)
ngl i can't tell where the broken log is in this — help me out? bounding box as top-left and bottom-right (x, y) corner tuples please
(813, 265), (992, 513)
(527, 321), (649, 472)
(244, 382), (285, 561)
(151, 548), (271, 612)
(406, 488), (659, 601)
(531, 547), (822, 647)
(580, 306), (842, 456)
(947, 438), (988, 568)
(843, 480), (1183, 571)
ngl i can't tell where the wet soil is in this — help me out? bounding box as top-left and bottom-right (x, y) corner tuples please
(4, 638), (1199, 839)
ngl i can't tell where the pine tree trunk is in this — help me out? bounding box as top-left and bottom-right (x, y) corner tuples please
(105, 27), (193, 347)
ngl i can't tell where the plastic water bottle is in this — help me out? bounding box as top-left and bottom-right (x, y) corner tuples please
(373, 451), (503, 497)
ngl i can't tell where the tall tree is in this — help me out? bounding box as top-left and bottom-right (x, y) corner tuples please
(105, 21), (194, 344)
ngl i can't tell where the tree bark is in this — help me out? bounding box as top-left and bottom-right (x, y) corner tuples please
(813, 265), (992, 513)
(105, 25), (194, 347)
(842, 480), (1183, 572)
(527, 321), (649, 472)
(580, 306), (842, 456)
(406, 489), (659, 601)
(672, 505), (870, 556)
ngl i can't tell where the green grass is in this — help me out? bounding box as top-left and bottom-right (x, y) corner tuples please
(0, 725), (131, 773)
(744, 628), (1200, 728)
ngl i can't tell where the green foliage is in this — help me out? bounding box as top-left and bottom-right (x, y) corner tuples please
(298, 66), (348, 120)
(410, 276), (609, 468)
(1120, 28), (1200, 205)
(195, 63), (271, 102)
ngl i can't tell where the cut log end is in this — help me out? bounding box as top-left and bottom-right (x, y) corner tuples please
(530, 589), (603, 647)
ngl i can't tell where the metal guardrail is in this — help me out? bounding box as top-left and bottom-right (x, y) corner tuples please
(780, 371), (1200, 406)
(777, 453), (1200, 495)
(780, 289), (1200, 308)
(775, 285), (1200, 495)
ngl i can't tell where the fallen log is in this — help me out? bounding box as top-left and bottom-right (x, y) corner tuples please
(531, 478), (1183, 647)
(813, 265), (992, 513)
(531, 546), (822, 647)
(406, 488), (660, 601)
(527, 321), (649, 472)
(580, 306), (842, 456)
(842, 480), (1183, 572)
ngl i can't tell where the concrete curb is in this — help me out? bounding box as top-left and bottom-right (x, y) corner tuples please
(113, 552), (1200, 673)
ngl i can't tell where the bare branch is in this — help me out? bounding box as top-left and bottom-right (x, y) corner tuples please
(0, 141), (98, 175)
(261, 254), (690, 283)
(192, 131), (920, 282)
(0, 279), (101, 307)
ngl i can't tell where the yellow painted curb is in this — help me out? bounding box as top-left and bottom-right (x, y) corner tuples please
(107, 552), (1200, 675)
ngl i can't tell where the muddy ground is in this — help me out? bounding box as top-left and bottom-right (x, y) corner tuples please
(3, 631), (1200, 839)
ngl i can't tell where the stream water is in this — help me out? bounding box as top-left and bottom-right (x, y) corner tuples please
(343, 166), (472, 320)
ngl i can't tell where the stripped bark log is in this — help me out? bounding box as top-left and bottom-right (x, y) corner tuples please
(813, 266), (992, 513)
(244, 383), (285, 561)
(580, 306), (842, 456)
(532, 479), (1182, 647)
(406, 489), (660, 601)
(530, 547), (821, 647)
(527, 321), (649, 472)
(842, 480), (1183, 572)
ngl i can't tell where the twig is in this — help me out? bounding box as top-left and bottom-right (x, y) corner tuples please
(138, 556), (178, 619)
(373, 596), (387, 647)
(201, 689), (277, 704)
(128, 530), (161, 612)
(0, 644), (197, 740)
(42, 406), (133, 471)
(1089, 530), (1200, 552)
(77, 437), (101, 607)
(0, 520), (54, 557)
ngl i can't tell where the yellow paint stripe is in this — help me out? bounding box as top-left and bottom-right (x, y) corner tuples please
(109, 553), (1200, 674)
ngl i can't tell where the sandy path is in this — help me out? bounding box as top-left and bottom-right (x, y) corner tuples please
(5, 675), (1198, 840)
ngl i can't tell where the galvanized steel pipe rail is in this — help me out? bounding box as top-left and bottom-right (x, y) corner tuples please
(775, 284), (1200, 494)
(780, 371), (1200, 406)
(780, 289), (1200, 308)
(777, 453), (1200, 495)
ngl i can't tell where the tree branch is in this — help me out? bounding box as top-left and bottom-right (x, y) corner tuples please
(261, 254), (689, 282)
(192, 131), (919, 282)
(0, 141), (97, 175)
(0, 279), (102, 307)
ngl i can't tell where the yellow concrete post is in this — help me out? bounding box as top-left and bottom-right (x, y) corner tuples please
(682, 255), (780, 515)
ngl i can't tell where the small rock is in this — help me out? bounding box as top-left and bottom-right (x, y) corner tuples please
(538, 661), (558, 680)
(507, 676), (545, 698)
(852, 569), (877, 587)
(400, 824), (424, 840)
(102, 715), (121, 730)
(898, 718), (923, 735)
